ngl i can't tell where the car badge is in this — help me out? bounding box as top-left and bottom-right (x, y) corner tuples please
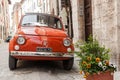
(43, 40), (48, 47)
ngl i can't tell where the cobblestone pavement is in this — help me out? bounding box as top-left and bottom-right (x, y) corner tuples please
(0, 42), (120, 80)
(0, 42), (85, 80)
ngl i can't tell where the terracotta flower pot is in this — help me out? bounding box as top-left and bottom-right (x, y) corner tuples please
(86, 71), (113, 80)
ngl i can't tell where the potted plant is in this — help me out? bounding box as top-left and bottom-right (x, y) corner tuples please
(75, 35), (116, 80)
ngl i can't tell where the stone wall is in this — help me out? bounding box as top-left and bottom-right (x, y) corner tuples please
(92, 0), (119, 69)
(116, 0), (120, 70)
(49, 0), (57, 15)
(71, 0), (85, 43)
(77, 0), (85, 42)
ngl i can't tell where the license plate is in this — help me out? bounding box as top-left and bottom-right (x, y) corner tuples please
(36, 47), (52, 52)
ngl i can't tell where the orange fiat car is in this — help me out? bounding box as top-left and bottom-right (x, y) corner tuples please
(9, 13), (74, 70)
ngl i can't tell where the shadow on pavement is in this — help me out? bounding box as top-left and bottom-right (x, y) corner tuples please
(13, 60), (78, 74)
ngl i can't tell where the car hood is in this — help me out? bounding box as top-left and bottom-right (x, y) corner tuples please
(17, 26), (67, 37)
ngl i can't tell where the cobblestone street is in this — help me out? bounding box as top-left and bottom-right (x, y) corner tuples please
(0, 42), (85, 80)
(0, 43), (120, 80)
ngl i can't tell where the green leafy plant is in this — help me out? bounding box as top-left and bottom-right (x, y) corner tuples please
(75, 35), (116, 78)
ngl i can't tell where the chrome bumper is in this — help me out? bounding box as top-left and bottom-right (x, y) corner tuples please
(10, 51), (74, 57)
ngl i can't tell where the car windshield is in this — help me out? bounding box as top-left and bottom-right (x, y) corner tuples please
(21, 14), (62, 29)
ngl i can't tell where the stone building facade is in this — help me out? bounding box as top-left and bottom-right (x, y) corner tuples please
(71, 0), (120, 69)
(91, 0), (120, 69)
(71, 0), (85, 43)
(0, 0), (4, 42)
(0, 0), (11, 42)
(12, 2), (21, 33)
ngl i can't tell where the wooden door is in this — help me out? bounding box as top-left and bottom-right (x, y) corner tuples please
(84, 0), (92, 41)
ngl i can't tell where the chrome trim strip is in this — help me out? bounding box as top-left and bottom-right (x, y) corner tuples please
(10, 51), (74, 57)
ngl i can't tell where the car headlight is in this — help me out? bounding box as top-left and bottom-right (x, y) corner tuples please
(17, 36), (25, 45)
(63, 39), (71, 47)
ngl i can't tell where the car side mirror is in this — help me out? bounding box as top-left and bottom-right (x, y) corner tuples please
(64, 25), (68, 34)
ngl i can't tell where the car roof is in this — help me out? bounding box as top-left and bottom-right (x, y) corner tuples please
(25, 13), (59, 19)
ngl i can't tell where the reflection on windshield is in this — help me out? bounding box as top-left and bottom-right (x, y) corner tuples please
(21, 14), (62, 29)
(22, 22), (48, 26)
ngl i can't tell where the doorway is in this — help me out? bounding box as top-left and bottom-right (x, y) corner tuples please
(84, 0), (92, 41)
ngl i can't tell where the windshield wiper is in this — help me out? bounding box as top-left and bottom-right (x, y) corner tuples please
(22, 23), (33, 26)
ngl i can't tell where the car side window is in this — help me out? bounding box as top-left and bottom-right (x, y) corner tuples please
(37, 16), (48, 25)
(49, 17), (55, 28)
(49, 17), (62, 29)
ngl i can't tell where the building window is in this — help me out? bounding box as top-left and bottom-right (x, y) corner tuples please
(61, 0), (69, 8)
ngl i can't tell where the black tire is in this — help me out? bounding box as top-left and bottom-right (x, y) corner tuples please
(63, 58), (74, 70)
(9, 55), (17, 70)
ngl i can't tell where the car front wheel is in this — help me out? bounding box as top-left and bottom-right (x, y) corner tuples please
(63, 58), (74, 70)
(9, 55), (17, 70)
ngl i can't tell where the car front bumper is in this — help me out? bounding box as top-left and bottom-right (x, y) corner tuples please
(10, 51), (74, 58)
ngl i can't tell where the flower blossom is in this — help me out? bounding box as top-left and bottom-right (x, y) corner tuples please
(96, 57), (101, 62)
(87, 64), (91, 68)
(102, 66), (107, 71)
(98, 62), (103, 67)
